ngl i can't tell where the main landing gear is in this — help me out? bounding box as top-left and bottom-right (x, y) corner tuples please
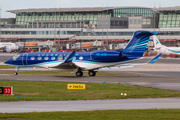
(76, 70), (96, 77)
(88, 70), (96, 76)
(76, 71), (83, 77)
(14, 67), (20, 75)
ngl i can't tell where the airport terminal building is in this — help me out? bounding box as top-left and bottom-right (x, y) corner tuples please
(1, 6), (180, 49)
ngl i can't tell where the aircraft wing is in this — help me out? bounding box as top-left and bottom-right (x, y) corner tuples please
(49, 51), (80, 70)
(99, 53), (162, 71)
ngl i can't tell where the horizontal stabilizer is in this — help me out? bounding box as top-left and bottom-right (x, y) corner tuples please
(147, 53), (162, 64)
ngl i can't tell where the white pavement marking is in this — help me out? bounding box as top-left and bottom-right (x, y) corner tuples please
(0, 53), (17, 56)
(0, 98), (180, 113)
(0, 74), (10, 76)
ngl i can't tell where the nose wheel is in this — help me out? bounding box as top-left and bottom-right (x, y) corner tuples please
(76, 71), (83, 77)
(14, 67), (20, 75)
(88, 71), (96, 76)
(14, 72), (18, 75)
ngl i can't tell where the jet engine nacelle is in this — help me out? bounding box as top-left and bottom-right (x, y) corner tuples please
(90, 50), (122, 61)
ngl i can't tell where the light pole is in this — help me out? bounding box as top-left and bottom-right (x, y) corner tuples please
(106, 10), (108, 47)
(0, 6), (2, 42)
(154, 13), (156, 32)
(59, 6), (61, 49)
(102, 10), (103, 44)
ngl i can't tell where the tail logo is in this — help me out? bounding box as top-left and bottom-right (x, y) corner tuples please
(156, 40), (160, 45)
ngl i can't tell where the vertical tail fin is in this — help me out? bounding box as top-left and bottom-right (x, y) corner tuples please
(153, 35), (162, 48)
(121, 30), (156, 56)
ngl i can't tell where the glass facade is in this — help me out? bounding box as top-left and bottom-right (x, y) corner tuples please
(129, 18), (142, 25)
(14, 8), (154, 26)
(2, 30), (180, 36)
(159, 11), (180, 28)
(15, 12), (110, 25)
(5, 23), (83, 28)
(113, 8), (154, 17)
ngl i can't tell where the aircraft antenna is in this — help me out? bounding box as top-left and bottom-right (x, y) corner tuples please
(154, 3), (156, 8)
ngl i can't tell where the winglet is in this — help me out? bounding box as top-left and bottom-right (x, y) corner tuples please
(147, 53), (162, 64)
(64, 51), (76, 63)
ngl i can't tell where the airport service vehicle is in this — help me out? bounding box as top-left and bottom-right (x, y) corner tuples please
(5, 30), (161, 77)
(0, 42), (19, 52)
(153, 35), (180, 55)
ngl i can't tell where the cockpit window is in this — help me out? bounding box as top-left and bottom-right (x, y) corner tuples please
(13, 55), (20, 59)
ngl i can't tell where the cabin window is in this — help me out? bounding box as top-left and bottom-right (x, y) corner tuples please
(31, 57), (35, 60)
(58, 56), (62, 60)
(51, 57), (55, 60)
(79, 56), (83, 60)
(38, 57), (42, 60)
(45, 57), (48, 60)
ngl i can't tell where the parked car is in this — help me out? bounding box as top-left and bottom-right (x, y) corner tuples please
(57, 50), (63, 52)
(30, 49), (37, 52)
(170, 53), (180, 58)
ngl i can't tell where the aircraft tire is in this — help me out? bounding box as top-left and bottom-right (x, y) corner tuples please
(88, 71), (96, 76)
(76, 71), (83, 77)
(14, 72), (18, 75)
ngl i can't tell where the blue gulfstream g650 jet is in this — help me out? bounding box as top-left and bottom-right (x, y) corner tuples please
(5, 30), (161, 77)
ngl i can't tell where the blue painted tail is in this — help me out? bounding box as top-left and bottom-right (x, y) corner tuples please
(147, 53), (162, 64)
(122, 30), (157, 56)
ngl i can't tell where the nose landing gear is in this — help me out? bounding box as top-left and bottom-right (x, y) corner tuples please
(14, 67), (20, 75)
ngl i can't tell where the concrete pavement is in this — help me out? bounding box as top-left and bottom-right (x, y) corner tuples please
(1, 98), (180, 113)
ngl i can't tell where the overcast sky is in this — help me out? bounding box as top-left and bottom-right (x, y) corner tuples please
(1, 0), (180, 18)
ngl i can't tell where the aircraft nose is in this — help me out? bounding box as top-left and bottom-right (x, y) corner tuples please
(4, 59), (12, 65)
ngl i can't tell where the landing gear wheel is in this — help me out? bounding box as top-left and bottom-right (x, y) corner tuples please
(88, 71), (96, 76)
(76, 71), (83, 77)
(14, 67), (20, 75)
(14, 72), (18, 75)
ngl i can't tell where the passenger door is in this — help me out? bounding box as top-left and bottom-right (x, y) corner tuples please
(22, 53), (28, 66)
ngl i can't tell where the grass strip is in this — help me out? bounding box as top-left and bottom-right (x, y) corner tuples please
(0, 109), (180, 120)
(0, 65), (15, 69)
(0, 81), (179, 101)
